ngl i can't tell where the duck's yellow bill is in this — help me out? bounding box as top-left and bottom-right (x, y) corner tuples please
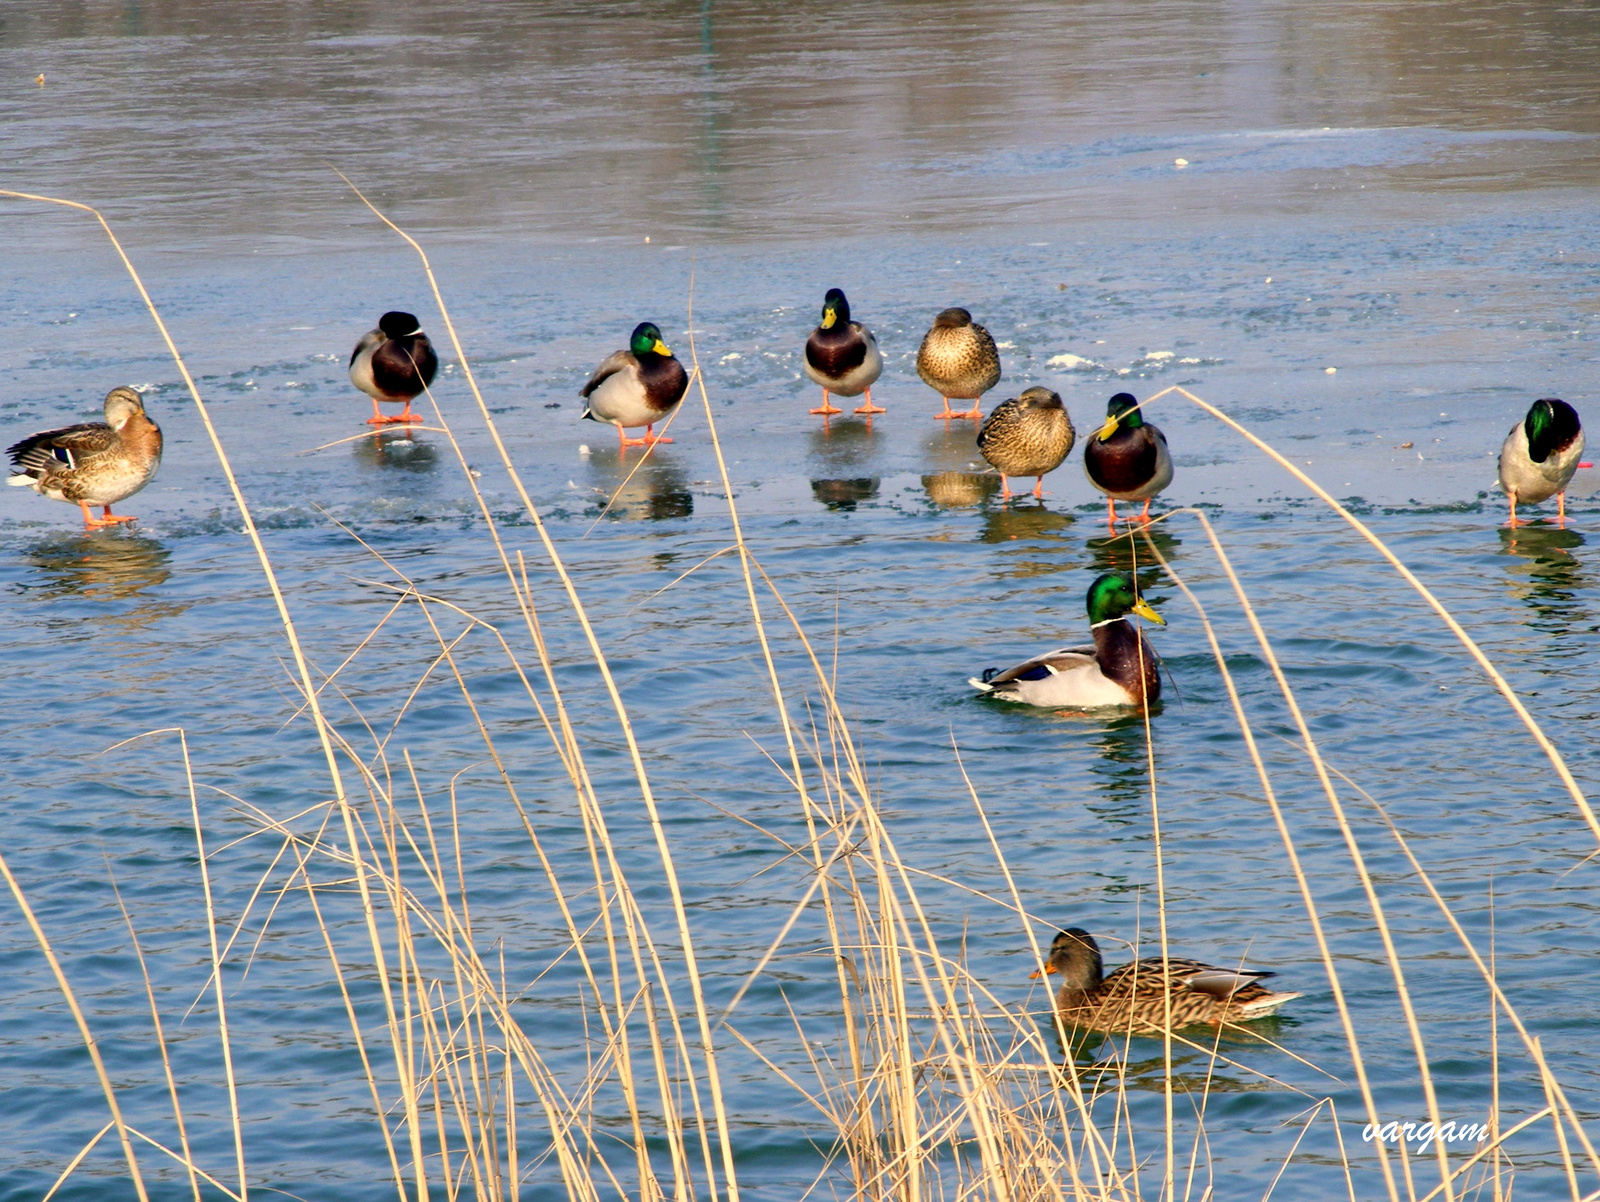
(1132, 598), (1165, 625)
(1028, 964), (1060, 979)
(653, 340), (672, 356)
(1096, 416), (1119, 441)
(821, 310), (837, 329)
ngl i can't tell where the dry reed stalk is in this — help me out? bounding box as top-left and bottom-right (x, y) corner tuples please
(336, 174), (742, 1202)
(1142, 384), (1598, 847)
(1135, 519), (1400, 1201)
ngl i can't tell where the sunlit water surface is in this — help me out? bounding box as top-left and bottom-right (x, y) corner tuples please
(3, 3), (1600, 1199)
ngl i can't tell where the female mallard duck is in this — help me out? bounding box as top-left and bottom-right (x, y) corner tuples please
(969, 572), (1163, 710)
(1030, 927), (1301, 1034)
(581, 321), (690, 450)
(350, 310), (439, 426)
(7, 387), (163, 530)
(1083, 392), (1172, 529)
(977, 387), (1075, 499)
(917, 307), (1001, 421)
(1499, 397), (1584, 527)
(804, 288), (884, 417)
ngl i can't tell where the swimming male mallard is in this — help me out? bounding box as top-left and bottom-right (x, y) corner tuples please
(916, 307), (1001, 421)
(7, 387), (163, 530)
(803, 288), (884, 417)
(349, 310), (439, 426)
(1082, 392), (1172, 529)
(1030, 927), (1301, 1034)
(1498, 397), (1584, 527)
(969, 572), (1163, 710)
(977, 387), (1075, 499)
(581, 321), (690, 450)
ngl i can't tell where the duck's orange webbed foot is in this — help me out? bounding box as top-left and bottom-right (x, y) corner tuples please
(810, 390), (843, 416)
(853, 389), (885, 415)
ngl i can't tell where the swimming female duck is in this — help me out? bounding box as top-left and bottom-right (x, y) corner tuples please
(803, 288), (884, 416)
(581, 321), (690, 450)
(1498, 397), (1584, 527)
(977, 386), (1075, 498)
(917, 307), (1001, 421)
(1082, 392), (1172, 529)
(969, 572), (1163, 710)
(7, 387), (163, 530)
(350, 310), (439, 426)
(1030, 927), (1301, 1034)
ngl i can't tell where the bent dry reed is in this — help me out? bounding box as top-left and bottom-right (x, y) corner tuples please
(4, 187), (1599, 1201)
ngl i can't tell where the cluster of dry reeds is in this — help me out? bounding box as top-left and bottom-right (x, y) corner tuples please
(5, 184), (1598, 1202)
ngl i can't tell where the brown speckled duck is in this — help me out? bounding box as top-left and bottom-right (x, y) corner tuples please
(970, 572), (1163, 710)
(803, 288), (884, 417)
(350, 310), (439, 426)
(916, 307), (1001, 421)
(977, 387), (1075, 499)
(7, 387), (163, 530)
(1082, 392), (1172, 529)
(1031, 927), (1301, 1034)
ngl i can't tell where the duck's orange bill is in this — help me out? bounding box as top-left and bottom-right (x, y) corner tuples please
(1028, 964), (1061, 979)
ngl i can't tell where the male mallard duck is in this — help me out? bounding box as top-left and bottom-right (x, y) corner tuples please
(803, 288), (884, 417)
(1498, 397), (1584, 527)
(7, 387), (163, 530)
(350, 310), (439, 426)
(917, 307), (1001, 421)
(581, 321), (690, 450)
(969, 572), (1163, 710)
(1030, 927), (1301, 1034)
(977, 387), (1075, 499)
(1082, 392), (1172, 529)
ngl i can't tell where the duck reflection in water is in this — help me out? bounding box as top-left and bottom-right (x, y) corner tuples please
(354, 427), (439, 473)
(976, 502), (1076, 579)
(1499, 524), (1590, 634)
(923, 471), (1000, 508)
(807, 414), (877, 468)
(587, 449), (693, 522)
(811, 478), (879, 511)
(23, 531), (187, 633)
(1082, 716), (1157, 827)
(1085, 524), (1178, 599)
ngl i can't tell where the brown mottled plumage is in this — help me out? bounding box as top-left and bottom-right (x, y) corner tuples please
(1032, 928), (1300, 1034)
(977, 387), (1075, 498)
(916, 307), (1001, 421)
(7, 387), (163, 530)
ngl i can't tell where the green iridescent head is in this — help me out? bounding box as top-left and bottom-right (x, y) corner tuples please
(1524, 397), (1581, 464)
(820, 287), (851, 330)
(630, 322), (671, 358)
(1096, 392), (1143, 441)
(1085, 571), (1164, 626)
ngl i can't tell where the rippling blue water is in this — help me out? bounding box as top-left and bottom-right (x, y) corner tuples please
(3, 2), (1600, 1199)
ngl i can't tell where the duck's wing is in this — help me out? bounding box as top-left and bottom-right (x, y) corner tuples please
(977, 644), (1096, 687)
(7, 422), (118, 478)
(1163, 959), (1277, 999)
(580, 350), (635, 398)
(976, 398), (1021, 451)
(349, 327), (382, 369)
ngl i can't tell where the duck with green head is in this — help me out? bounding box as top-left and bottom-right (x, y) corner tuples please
(1082, 392), (1172, 530)
(1498, 397), (1584, 527)
(969, 572), (1164, 709)
(580, 321), (690, 450)
(349, 310), (439, 426)
(803, 288), (884, 417)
